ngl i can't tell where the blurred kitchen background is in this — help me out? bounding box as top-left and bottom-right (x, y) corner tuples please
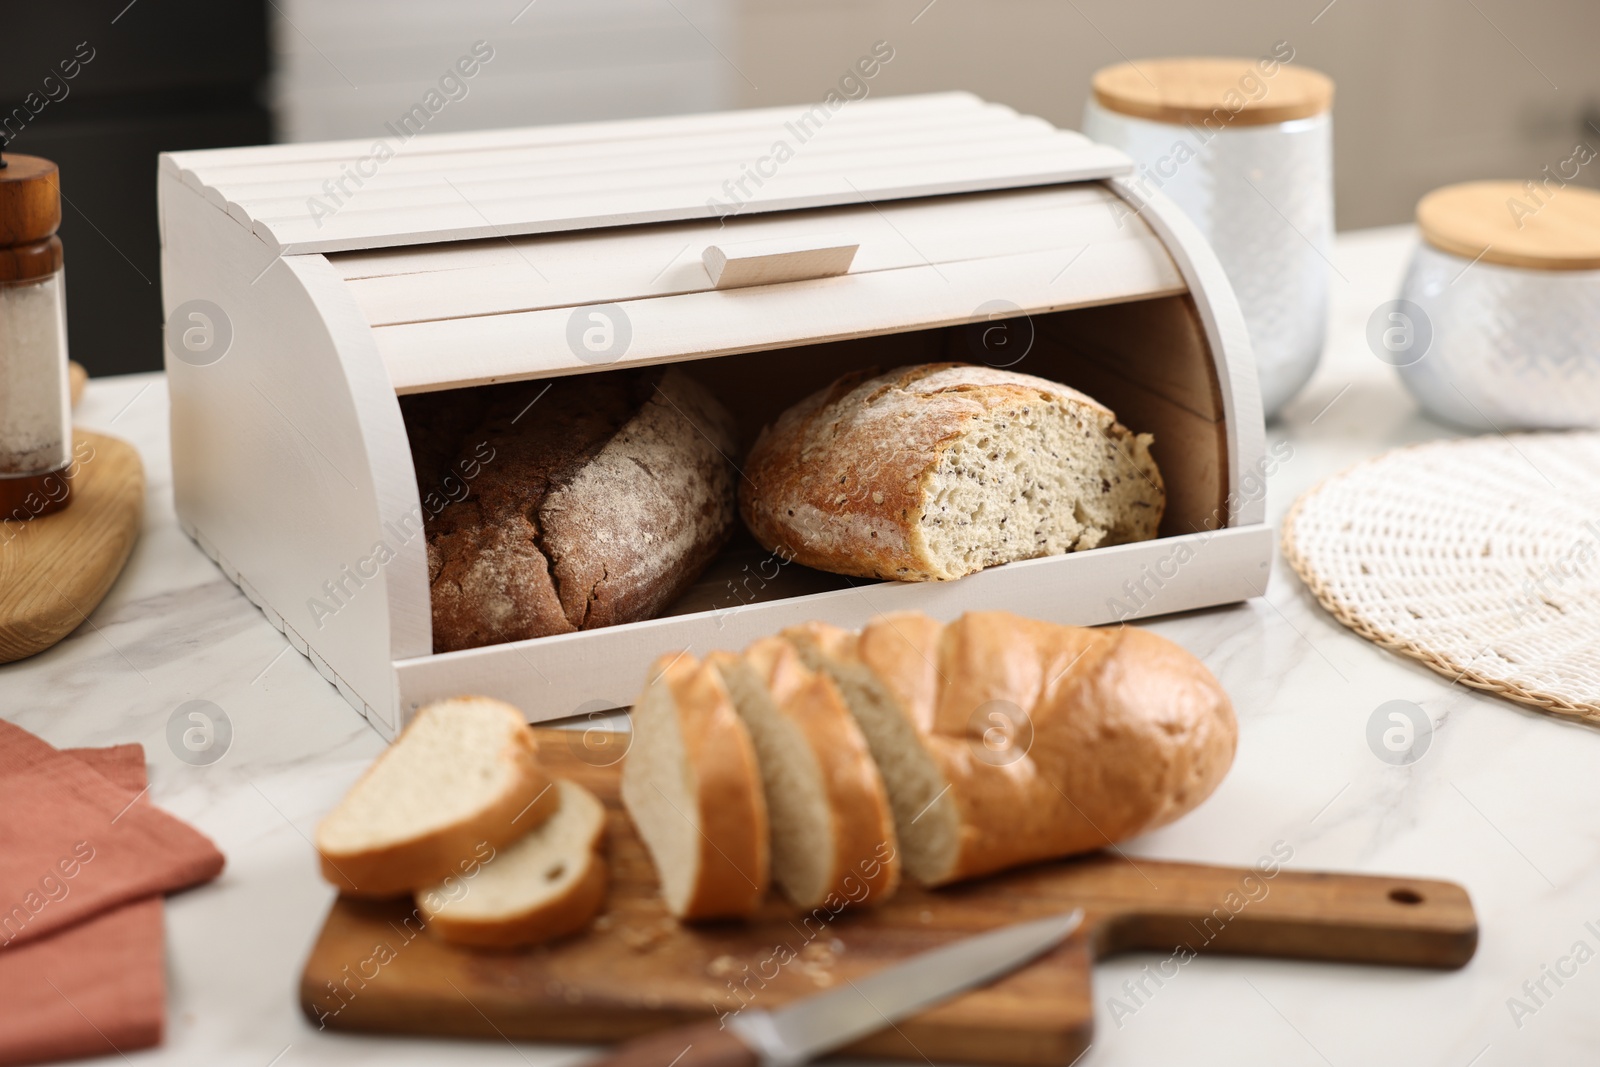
(6, 0), (1599, 376)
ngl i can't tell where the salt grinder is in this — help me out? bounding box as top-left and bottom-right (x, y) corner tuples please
(0, 145), (73, 518)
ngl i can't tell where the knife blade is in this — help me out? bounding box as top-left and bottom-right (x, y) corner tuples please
(587, 908), (1085, 1067)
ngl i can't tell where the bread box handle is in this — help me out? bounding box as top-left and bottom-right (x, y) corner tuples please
(702, 234), (858, 290)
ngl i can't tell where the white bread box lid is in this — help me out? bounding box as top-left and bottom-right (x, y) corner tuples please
(159, 92), (1132, 255)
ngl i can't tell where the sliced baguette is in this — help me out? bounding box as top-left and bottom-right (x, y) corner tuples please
(790, 611), (1237, 887)
(315, 697), (559, 898)
(621, 652), (770, 920)
(709, 638), (900, 910)
(418, 779), (608, 948)
(781, 618), (962, 886)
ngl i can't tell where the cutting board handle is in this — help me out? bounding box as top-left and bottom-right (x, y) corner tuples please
(1094, 863), (1478, 969)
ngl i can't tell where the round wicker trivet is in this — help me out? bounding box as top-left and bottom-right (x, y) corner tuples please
(1282, 433), (1600, 724)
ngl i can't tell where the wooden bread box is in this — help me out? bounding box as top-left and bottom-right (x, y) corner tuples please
(157, 92), (1270, 740)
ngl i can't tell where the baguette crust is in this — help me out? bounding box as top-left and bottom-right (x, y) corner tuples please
(722, 639), (901, 909)
(628, 654), (771, 920)
(420, 782), (609, 949)
(792, 613), (1235, 886)
(427, 855), (607, 949)
(854, 611), (1237, 885)
(667, 657), (770, 918)
(316, 700), (559, 898)
(740, 363), (1163, 581)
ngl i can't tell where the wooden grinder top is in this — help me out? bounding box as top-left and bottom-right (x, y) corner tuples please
(1092, 57), (1334, 127)
(1417, 180), (1600, 271)
(0, 152), (63, 282)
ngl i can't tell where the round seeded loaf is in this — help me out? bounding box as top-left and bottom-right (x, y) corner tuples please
(740, 363), (1164, 582)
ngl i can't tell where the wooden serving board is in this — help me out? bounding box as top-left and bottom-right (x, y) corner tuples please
(0, 431), (143, 664)
(301, 731), (1478, 1065)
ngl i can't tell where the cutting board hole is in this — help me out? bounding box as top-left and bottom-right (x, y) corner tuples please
(1388, 887), (1424, 905)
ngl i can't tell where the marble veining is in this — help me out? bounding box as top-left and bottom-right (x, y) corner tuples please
(3, 228), (1597, 1066)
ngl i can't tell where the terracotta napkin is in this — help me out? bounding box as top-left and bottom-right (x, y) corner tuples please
(0, 720), (223, 947)
(0, 898), (164, 1066)
(0, 724), (225, 1066)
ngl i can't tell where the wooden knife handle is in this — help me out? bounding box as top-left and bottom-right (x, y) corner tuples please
(586, 1019), (759, 1067)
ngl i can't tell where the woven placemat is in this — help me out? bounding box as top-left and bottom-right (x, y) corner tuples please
(1282, 433), (1600, 724)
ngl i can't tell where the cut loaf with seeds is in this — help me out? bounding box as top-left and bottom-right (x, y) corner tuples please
(621, 653), (770, 920)
(708, 637), (900, 911)
(741, 363), (1165, 582)
(314, 697), (559, 898)
(418, 779), (608, 948)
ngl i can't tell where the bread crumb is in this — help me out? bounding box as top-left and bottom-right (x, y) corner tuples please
(619, 924), (670, 952)
(799, 950), (838, 988)
(707, 954), (739, 977)
(919, 910), (934, 924)
(593, 914), (614, 931)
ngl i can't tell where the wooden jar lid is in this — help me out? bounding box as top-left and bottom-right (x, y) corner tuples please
(1092, 57), (1334, 127)
(1417, 181), (1600, 271)
(0, 153), (62, 282)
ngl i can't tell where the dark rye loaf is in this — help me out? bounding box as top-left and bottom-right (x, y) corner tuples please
(405, 367), (739, 653)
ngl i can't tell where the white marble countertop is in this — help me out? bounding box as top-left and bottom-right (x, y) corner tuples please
(7, 225), (1594, 1067)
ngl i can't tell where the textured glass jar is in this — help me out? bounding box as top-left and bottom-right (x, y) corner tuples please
(0, 272), (71, 474)
(0, 152), (72, 518)
(1395, 180), (1600, 432)
(1084, 56), (1335, 419)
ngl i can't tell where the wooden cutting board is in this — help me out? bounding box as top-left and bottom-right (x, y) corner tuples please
(301, 731), (1477, 1065)
(0, 431), (143, 664)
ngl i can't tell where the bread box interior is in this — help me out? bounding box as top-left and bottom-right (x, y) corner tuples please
(158, 92), (1270, 739)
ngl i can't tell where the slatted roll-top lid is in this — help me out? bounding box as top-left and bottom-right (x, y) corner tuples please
(159, 92), (1132, 255)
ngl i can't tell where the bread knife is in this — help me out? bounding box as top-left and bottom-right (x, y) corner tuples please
(586, 908), (1085, 1067)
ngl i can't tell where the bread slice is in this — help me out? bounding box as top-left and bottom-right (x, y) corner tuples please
(741, 363), (1165, 582)
(418, 779), (608, 948)
(314, 697), (559, 898)
(708, 638), (900, 911)
(621, 653), (769, 919)
(781, 619), (962, 886)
